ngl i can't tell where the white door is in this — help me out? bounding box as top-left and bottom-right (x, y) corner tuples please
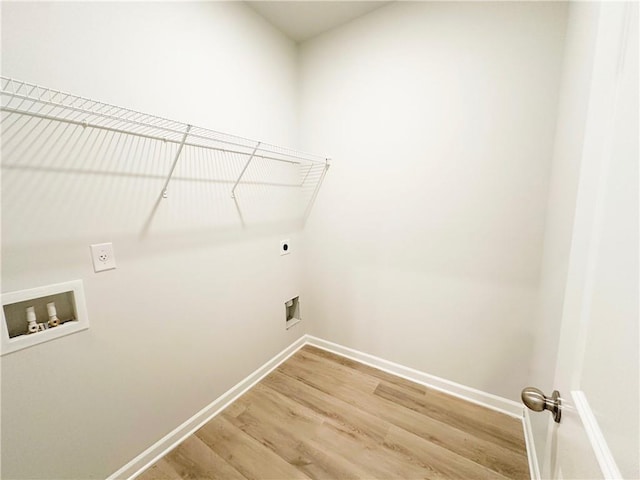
(535, 3), (638, 479)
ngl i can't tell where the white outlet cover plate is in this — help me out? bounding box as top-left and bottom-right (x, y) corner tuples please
(90, 243), (116, 272)
(280, 239), (291, 256)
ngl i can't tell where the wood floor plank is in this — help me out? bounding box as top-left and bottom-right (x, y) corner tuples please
(195, 416), (311, 480)
(224, 385), (370, 479)
(222, 393), (250, 418)
(266, 369), (510, 480)
(298, 346), (525, 454)
(278, 349), (379, 398)
(376, 392), (530, 479)
(160, 435), (246, 480)
(380, 379), (525, 450)
(222, 383), (325, 451)
(382, 425), (511, 480)
(303, 345), (525, 453)
(259, 371), (423, 478)
(137, 346), (530, 480)
(273, 353), (529, 478)
(263, 370), (390, 444)
(374, 381), (525, 454)
(300, 345), (428, 396)
(284, 352), (529, 478)
(136, 458), (182, 480)
(308, 413), (438, 479)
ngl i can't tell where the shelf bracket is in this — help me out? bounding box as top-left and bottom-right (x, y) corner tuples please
(303, 159), (331, 223)
(161, 124), (191, 199)
(231, 141), (261, 199)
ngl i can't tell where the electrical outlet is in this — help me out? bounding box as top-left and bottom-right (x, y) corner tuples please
(90, 243), (116, 272)
(280, 239), (291, 256)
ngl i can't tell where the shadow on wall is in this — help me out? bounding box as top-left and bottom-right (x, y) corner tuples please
(1, 111), (324, 254)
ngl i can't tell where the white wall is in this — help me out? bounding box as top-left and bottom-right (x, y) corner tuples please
(298, 1), (567, 400)
(1, 2), (306, 479)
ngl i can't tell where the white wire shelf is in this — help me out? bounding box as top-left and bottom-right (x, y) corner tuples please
(0, 77), (327, 165)
(0, 76), (330, 226)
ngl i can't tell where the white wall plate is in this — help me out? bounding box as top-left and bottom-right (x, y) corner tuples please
(280, 239), (291, 255)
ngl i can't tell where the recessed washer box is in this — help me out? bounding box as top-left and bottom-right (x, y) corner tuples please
(1, 280), (89, 356)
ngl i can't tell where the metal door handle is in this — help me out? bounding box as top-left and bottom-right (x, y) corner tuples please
(521, 387), (562, 423)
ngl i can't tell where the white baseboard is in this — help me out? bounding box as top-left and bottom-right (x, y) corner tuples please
(305, 335), (524, 419)
(522, 408), (541, 480)
(107, 335), (307, 480)
(109, 334), (529, 479)
(572, 390), (622, 479)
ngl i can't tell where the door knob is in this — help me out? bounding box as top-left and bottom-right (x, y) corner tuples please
(521, 387), (562, 423)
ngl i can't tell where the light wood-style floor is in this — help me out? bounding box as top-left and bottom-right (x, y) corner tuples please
(137, 345), (530, 479)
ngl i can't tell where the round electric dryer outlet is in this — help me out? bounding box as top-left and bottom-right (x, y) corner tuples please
(280, 239), (291, 255)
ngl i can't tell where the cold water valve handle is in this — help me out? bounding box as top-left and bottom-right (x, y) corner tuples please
(521, 387), (561, 423)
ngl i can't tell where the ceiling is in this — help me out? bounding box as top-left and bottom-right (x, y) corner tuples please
(246, 1), (391, 43)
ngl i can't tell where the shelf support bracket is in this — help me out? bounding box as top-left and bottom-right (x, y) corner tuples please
(303, 159), (331, 223)
(161, 124), (191, 199)
(231, 141), (261, 199)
